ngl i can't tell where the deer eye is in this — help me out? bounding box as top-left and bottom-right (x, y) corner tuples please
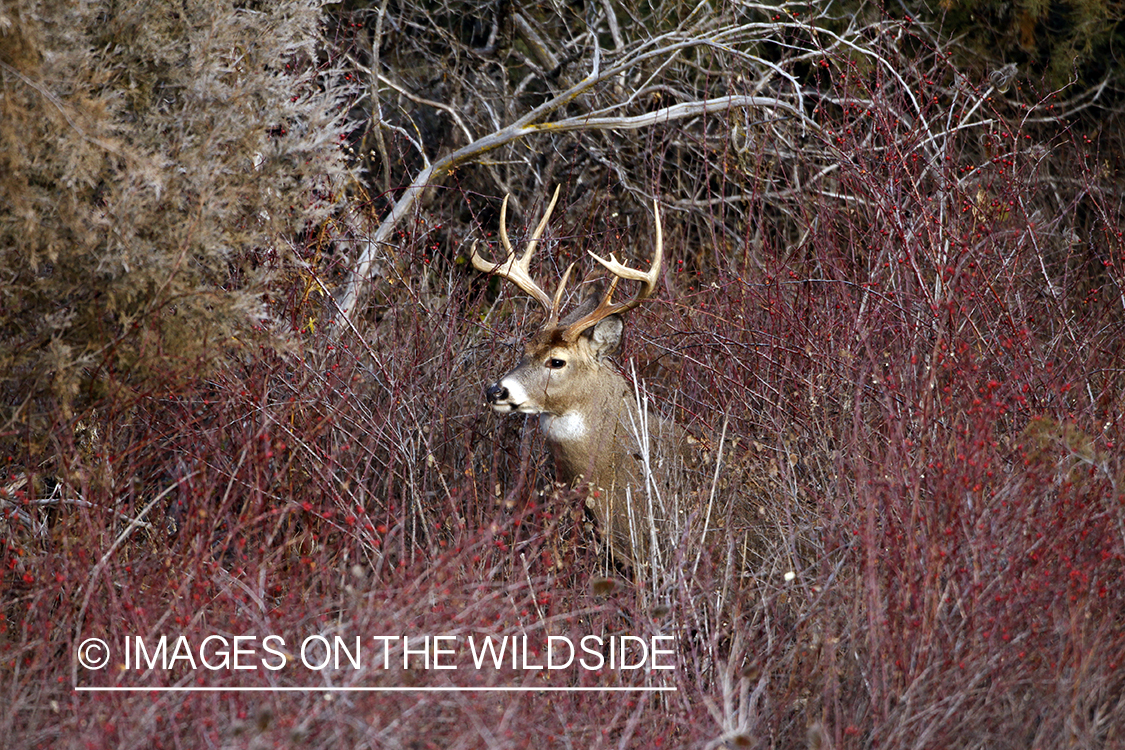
(547, 358), (567, 369)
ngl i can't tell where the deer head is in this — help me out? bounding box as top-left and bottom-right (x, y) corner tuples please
(473, 187), (665, 564)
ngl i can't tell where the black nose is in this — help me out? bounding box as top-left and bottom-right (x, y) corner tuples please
(485, 382), (508, 404)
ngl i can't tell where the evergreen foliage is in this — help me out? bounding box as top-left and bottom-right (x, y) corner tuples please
(0, 0), (353, 440)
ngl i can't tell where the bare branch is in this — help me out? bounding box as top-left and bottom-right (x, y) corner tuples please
(333, 91), (807, 325)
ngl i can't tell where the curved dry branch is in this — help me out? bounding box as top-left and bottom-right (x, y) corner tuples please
(332, 93), (811, 327)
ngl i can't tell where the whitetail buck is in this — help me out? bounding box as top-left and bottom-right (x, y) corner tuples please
(473, 188), (677, 566)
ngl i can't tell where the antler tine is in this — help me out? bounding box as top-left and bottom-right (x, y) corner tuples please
(524, 185), (561, 263)
(546, 262), (576, 328)
(563, 198), (663, 341)
(470, 187), (564, 313)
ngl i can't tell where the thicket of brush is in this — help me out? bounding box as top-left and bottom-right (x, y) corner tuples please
(2, 0), (1123, 747)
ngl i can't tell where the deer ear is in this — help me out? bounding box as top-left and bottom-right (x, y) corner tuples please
(588, 314), (623, 358)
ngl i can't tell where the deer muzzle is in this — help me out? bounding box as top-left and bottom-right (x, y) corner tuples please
(485, 376), (531, 414)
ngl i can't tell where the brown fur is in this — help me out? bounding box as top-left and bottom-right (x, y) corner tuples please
(489, 307), (682, 565)
(475, 191), (672, 565)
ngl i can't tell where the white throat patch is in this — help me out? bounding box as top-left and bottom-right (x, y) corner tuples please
(540, 412), (588, 442)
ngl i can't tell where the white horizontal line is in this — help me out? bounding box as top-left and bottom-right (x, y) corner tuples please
(75, 686), (677, 693)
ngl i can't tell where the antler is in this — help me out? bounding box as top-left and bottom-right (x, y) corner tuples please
(471, 186), (572, 326)
(562, 197), (664, 341)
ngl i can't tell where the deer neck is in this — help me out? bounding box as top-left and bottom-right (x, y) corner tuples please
(538, 374), (636, 490)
